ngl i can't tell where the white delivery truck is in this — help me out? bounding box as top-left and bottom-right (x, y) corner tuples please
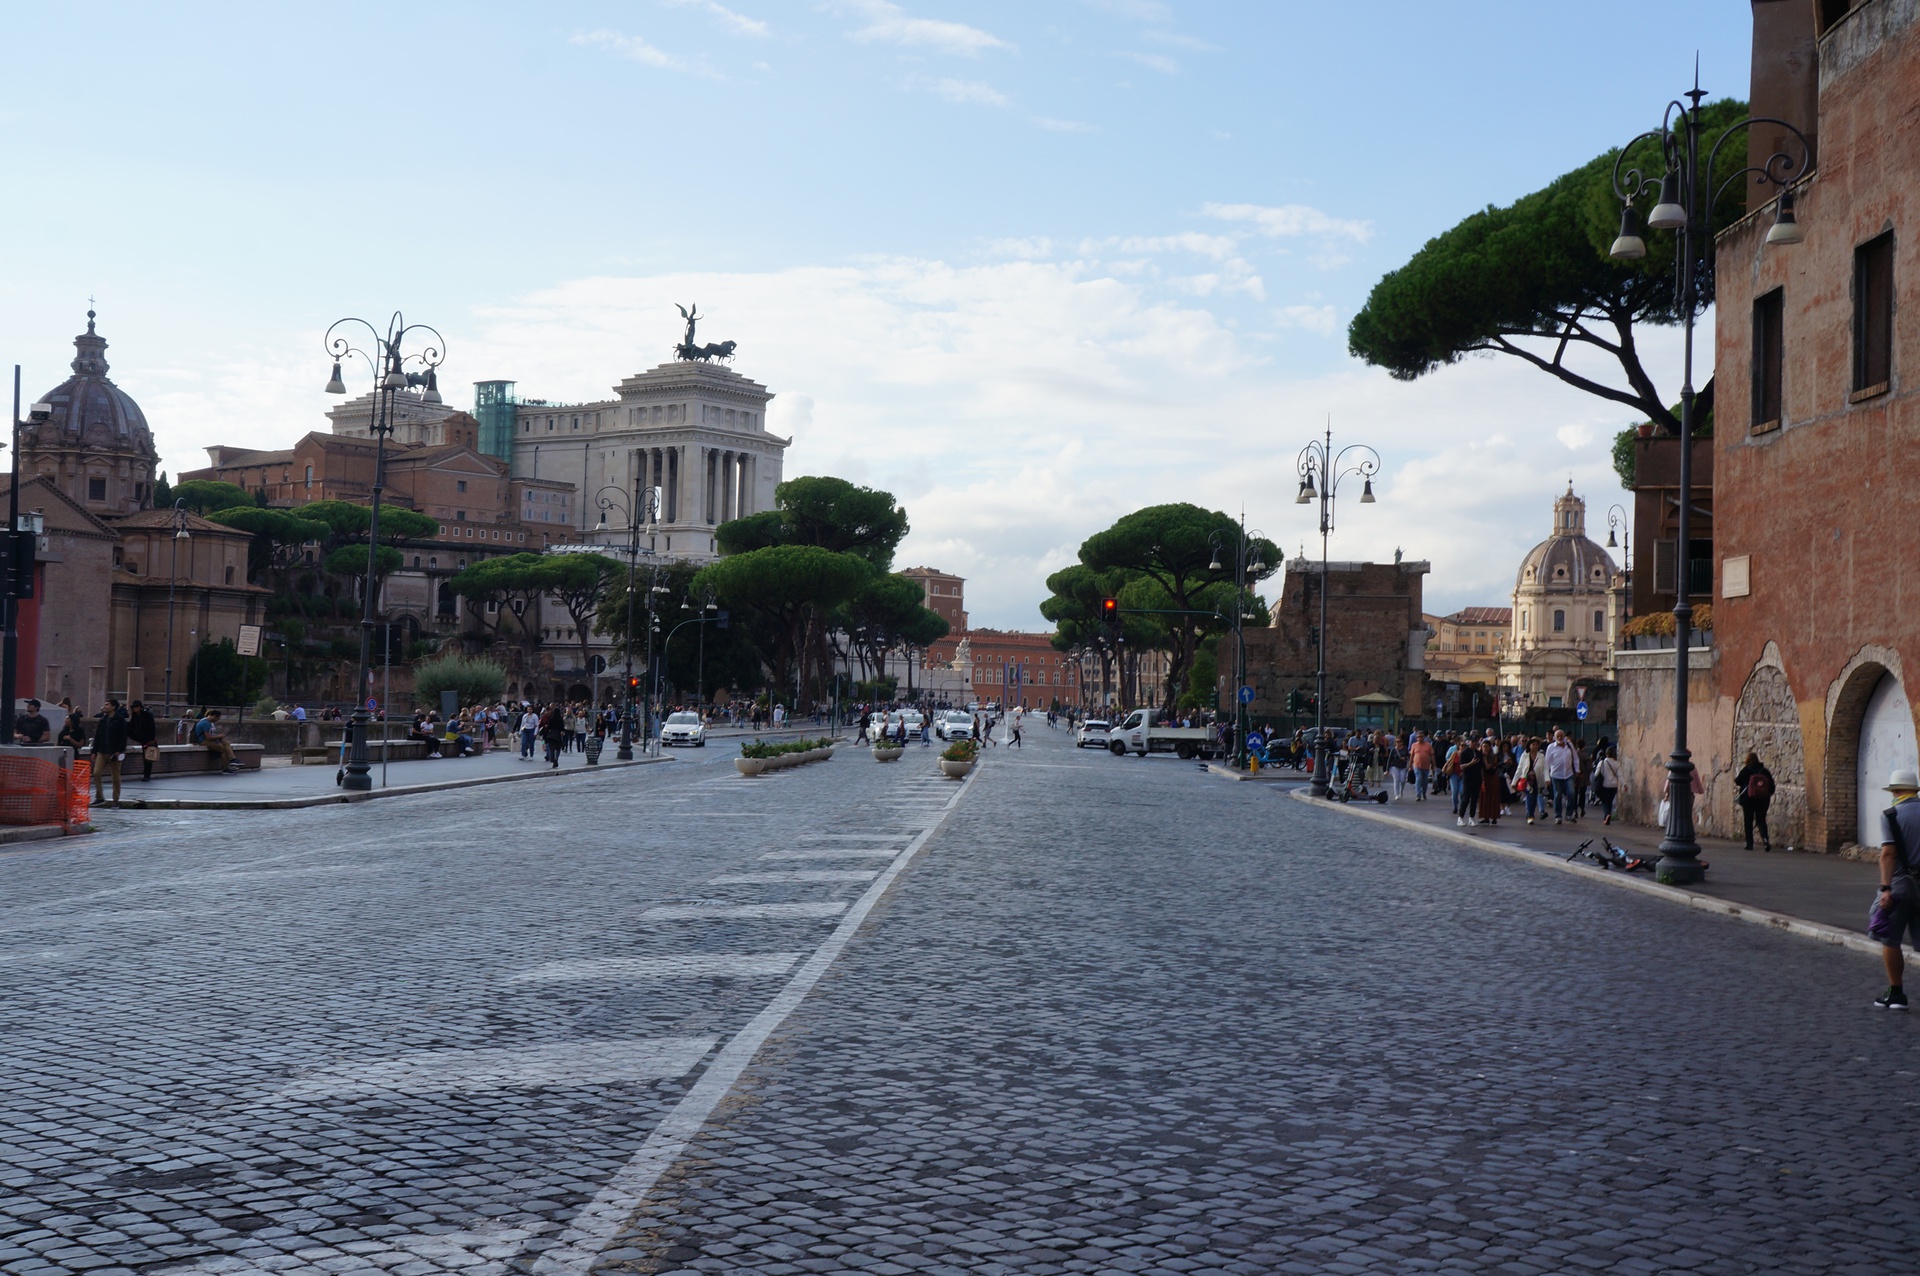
(1105, 708), (1220, 760)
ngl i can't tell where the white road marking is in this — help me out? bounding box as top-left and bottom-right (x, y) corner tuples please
(507, 954), (806, 984)
(530, 770), (976, 1275)
(641, 901), (850, 920)
(706, 870), (879, 884)
(758, 848), (900, 860)
(280, 1037), (715, 1097)
(795, 833), (916, 841)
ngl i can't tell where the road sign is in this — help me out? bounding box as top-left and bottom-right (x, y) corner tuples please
(236, 624), (262, 657)
(1237, 685), (1255, 705)
(1245, 731), (1265, 751)
(1575, 701), (1589, 721)
(366, 697), (379, 711)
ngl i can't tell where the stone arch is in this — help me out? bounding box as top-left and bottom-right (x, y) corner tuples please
(1824, 645), (1911, 851)
(1733, 644), (1805, 847)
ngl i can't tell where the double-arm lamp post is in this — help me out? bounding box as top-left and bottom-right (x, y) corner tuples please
(1208, 520), (1268, 769)
(1605, 77), (1808, 882)
(322, 313), (445, 791)
(597, 480), (661, 761)
(1296, 423), (1379, 799)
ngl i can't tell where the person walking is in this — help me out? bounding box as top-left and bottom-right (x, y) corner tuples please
(126, 699), (158, 782)
(1516, 739), (1549, 824)
(1544, 730), (1577, 824)
(1734, 750), (1776, 851)
(1408, 731), (1434, 802)
(1387, 733), (1409, 800)
(1010, 714), (1024, 748)
(1476, 740), (1505, 826)
(1872, 768), (1920, 1009)
(1591, 745), (1621, 825)
(91, 699), (129, 806)
(539, 703), (568, 769)
(1456, 740), (1484, 827)
(519, 704), (538, 760)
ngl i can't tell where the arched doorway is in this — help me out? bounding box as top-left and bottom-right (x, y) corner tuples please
(1857, 673), (1918, 852)
(1734, 661), (1805, 847)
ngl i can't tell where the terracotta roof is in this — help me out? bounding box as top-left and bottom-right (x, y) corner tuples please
(115, 508), (250, 535)
(1448, 607), (1513, 626)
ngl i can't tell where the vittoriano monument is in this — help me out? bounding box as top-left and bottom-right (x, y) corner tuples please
(674, 303), (737, 362)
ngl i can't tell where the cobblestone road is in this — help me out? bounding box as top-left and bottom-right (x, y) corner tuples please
(5, 726), (1919, 1274)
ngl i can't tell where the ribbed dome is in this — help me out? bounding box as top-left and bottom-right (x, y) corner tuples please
(1515, 486), (1614, 592)
(25, 311), (155, 458)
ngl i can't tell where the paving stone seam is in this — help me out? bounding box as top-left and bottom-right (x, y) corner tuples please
(102, 755), (677, 812)
(529, 767), (980, 1275)
(1290, 788), (1914, 961)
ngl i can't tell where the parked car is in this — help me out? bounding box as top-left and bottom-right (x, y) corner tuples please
(936, 711), (974, 741)
(1075, 718), (1111, 749)
(661, 711), (706, 747)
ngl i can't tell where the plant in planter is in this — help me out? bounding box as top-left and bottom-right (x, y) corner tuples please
(938, 737), (979, 778)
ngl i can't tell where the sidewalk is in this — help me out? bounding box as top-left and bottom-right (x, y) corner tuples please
(98, 747), (673, 811)
(1291, 784), (1894, 957)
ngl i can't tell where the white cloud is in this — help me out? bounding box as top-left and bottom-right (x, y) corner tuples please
(913, 76), (1009, 107)
(832, 0), (1011, 56)
(1116, 50), (1180, 74)
(1276, 304), (1338, 334)
(984, 237), (1054, 259)
(1202, 201), (1373, 244)
(661, 0), (769, 37)
(572, 29), (706, 75)
(1031, 116), (1097, 134)
(1556, 423), (1595, 449)
(1100, 232), (1240, 261)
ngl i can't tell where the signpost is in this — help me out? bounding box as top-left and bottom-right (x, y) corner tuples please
(1237, 685), (1255, 705)
(1576, 701), (1589, 722)
(235, 624), (262, 658)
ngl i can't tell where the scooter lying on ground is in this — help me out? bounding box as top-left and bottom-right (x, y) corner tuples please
(1565, 837), (1659, 873)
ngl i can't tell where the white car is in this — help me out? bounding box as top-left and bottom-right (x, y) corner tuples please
(1076, 719), (1111, 749)
(661, 711), (706, 747)
(935, 711), (974, 741)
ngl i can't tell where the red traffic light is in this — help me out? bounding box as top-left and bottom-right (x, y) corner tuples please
(627, 676), (641, 690)
(1100, 597), (1118, 621)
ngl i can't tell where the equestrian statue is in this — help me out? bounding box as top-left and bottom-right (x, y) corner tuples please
(674, 303), (737, 362)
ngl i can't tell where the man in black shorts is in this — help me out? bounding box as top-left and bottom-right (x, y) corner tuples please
(1873, 768), (1920, 1009)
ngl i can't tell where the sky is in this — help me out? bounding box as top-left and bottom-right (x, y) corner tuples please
(0, 1), (1752, 629)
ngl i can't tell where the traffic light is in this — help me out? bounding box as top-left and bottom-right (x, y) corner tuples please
(1285, 689), (1300, 714)
(1100, 597), (1118, 622)
(627, 676), (641, 692)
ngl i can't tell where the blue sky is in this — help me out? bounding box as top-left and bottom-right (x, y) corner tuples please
(0, 1), (1751, 627)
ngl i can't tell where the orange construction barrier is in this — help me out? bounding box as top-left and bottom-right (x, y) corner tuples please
(0, 753), (64, 826)
(66, 759), (92, 827)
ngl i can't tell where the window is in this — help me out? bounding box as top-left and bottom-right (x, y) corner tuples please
(224, 566), (235, 585)
(1594, 610), (1605, 632)
(1855, 231), (1895, 394)
(305, 464), (313, 487)
(87, 476), (106, 500)
(1552, 610), (1566, 632)
(134, 482), (146, 501)
(412, 556), (421, 567)
(456, 480), (467, 493)
(457, 510), (466, 521)
(1520, 610), (1529, 632)
(1752, 287), (1784, 429)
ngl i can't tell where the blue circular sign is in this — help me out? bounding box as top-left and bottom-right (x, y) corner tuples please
(1237, 685), (1256, 705)
(1245, 731), (1265, 751)
(1575, 701), (1589, 720)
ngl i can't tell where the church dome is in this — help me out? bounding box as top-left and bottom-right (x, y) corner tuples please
(25, 311), (155, 458)
(1515, 486), (1614, 593)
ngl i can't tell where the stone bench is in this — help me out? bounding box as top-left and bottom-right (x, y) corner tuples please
(88, 743), (266, 774)
(313, 737), (483, 763)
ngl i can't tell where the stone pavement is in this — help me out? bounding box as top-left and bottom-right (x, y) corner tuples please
(1287, 774), (1883, 938)
(4, 721), (1919, 1274)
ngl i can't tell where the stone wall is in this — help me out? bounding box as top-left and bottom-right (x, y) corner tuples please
(1613, 646), (1739, 840)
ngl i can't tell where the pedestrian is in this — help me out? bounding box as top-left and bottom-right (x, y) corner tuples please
(91, 699), (128, 805)
(1476, 741), (1505, 826)
(56, 707), (88, 755)
(1388, 733), (1409, 800)
(519, 703), (537, 760)
(1010, 715), (1023, 748)
(1571, 739), (1590, 821)
(1456, 739), (1484, 827)
(539, 703), (568, 768)
(1734, 750), (1776, 851)
(126, 699), (158, 781)
(1658, 758), (1704, 827)
(1517, 739), (1549, 824)
(1408, 731), (1433, 802)
(1872, 768), (1920, 1009)
(1544, 729), (1577, 824)
(1591, 745), (1621, 825)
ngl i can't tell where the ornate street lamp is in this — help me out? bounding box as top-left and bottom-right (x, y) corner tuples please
(597, 479), (661, 760)
(1606, 75), (1809, 882)
(322, 313), (445, 791)
(1296, 421), (1380, 799)
(162, 498), (191, 718)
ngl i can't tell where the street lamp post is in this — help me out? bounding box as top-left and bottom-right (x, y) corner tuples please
(1606, 76), (1809, 883)
(1605, 503), (1633, 616)
(162, 499), (191, 719)
(1209, 519), (1269, 769)
(1296, 421), (1380, 799)
(597, 479), (660, 761)
(321, 313), (445, 792)
(3, 374), (51, 743)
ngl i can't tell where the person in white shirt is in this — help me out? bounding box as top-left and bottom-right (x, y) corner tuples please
(1591, 746), (1622, 824)
(1544, 731), (1577, 824)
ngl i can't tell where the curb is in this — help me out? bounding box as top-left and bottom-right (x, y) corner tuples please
(1204, 763), (1302, 783)
(103, 755), (674, 811)
(1290, 789), (1912, 962)
(0, 823), (91, 845)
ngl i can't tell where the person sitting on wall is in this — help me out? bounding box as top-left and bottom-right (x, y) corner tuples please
(13, 699), (50, 745)
(193, 710), (238, 772)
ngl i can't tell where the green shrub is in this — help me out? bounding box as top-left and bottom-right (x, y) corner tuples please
(413, 654), (508, 707)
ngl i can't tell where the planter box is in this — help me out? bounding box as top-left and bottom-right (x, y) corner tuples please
(938, 759), (975, 779)
(735, 757), (768, 776)
(873, 747), (905, 763)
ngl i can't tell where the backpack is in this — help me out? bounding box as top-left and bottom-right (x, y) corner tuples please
(1746, 770), (1775, 802)
(190, 717), (210, 744)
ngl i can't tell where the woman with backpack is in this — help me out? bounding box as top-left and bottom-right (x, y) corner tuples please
(1734, 750), (1776, 851)
(1591, 745), (1622, 825)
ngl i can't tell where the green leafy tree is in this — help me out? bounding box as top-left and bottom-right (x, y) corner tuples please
(448, 553), (551, 669)
(210, 507), (329, 586)
(412, 654), (508, 707)
(1077, 504), (1279, 712)
(693, 545), (871, 702)
(840, 572), (950, 684)
(295, 501), (437, 546)
(1348, 98), (1749, 432)
(186, 638), (268, 706)
(171, 479), (253, 514)
(539, 553), (622, 677)
(714, 476), (909, 569)
(152, 472), (172, 510)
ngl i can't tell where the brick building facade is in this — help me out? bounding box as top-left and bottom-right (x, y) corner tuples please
(1619, 0), (1920, 851)
(1227, 558), (1429, 722)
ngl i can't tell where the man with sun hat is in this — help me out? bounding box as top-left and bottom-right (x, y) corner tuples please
(1873, 767), (1920, 1010)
